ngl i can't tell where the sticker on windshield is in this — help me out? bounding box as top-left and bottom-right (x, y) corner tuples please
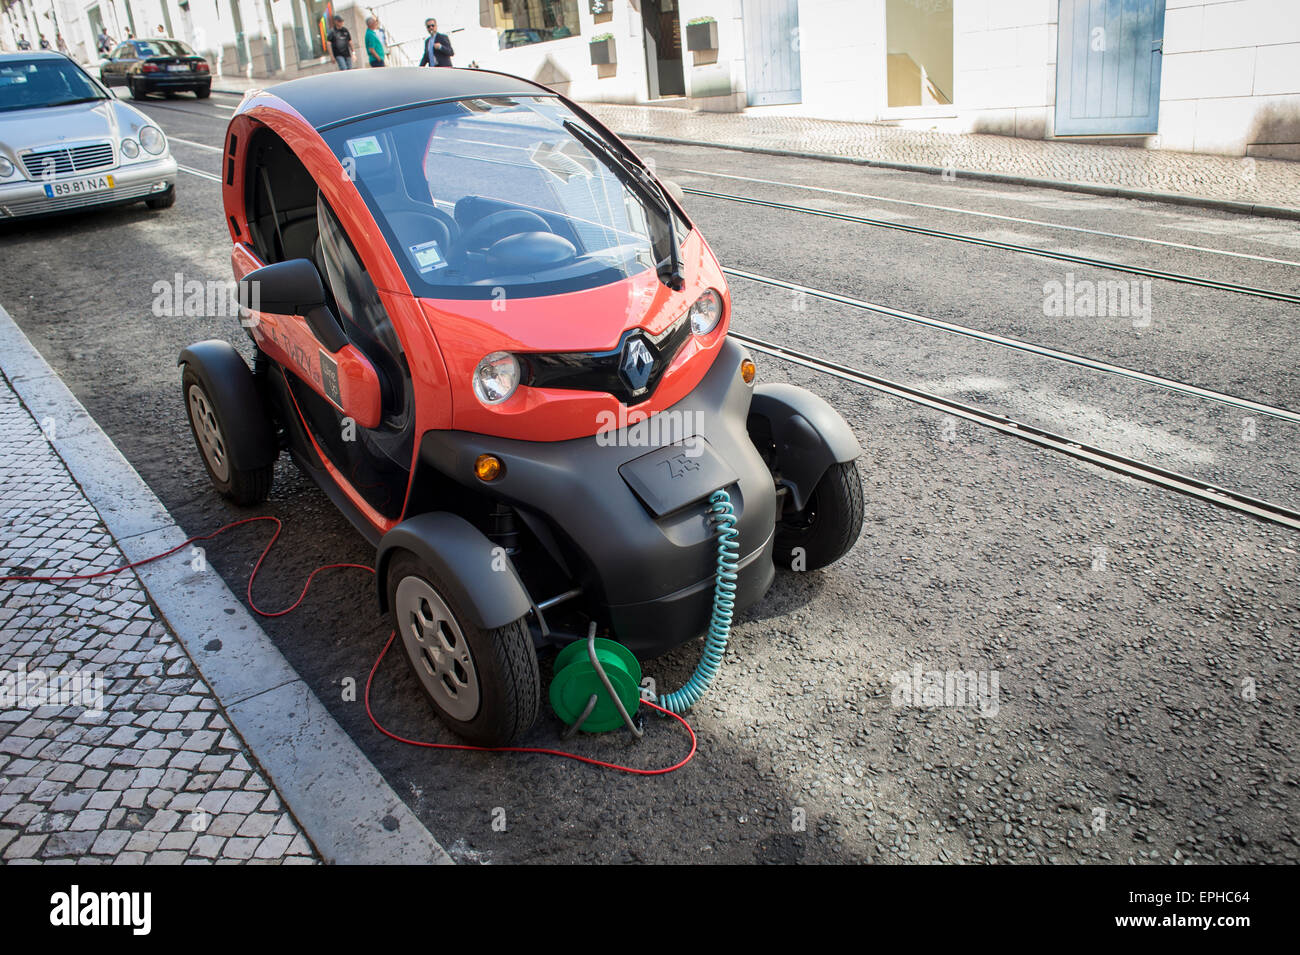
(409, 239), (446, 273)
(346, 135), (383, 158)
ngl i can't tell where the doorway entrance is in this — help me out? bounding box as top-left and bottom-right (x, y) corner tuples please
(642, 0), (684, 99)
(1055, 0), (1166, 135)
(742, 0), (802, 106)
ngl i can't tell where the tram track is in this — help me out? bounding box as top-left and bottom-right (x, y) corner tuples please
(731, 330), (1300, 532)
(725, 268), (1300, 424)
(686, 186), (1300, 305)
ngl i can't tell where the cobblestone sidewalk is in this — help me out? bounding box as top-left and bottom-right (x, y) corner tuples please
(0, 372), (318, 865)
(581, 103), (1300, 213)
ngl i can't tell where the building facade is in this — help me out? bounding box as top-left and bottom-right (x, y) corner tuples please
(3, 0), (1295, 158)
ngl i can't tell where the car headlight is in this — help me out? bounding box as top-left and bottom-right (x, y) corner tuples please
(0, 157), (14, 179)
(472, 351), (520, 405)
(139, 126), (165, 155)
(688, 288), (723, 335)
(121, 138), (139, 159)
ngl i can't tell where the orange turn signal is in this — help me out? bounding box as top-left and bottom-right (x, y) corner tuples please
(475, 454), (504, 482)
(740, 358), (756, 384)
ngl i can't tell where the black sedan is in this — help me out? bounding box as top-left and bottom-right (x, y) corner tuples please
(99, 38), (211, 100)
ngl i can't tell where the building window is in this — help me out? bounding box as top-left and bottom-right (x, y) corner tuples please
(886, 0), (953, 107)
(492, 0), (581, 50)
(290, 0), (331, 60)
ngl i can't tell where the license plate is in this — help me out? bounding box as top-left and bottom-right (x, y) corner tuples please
(167, 64), (189, 71)
(44, 174), (115, 198)
(619, 437), (738, 518)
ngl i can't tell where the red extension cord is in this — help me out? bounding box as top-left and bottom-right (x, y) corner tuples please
(1, 516), (696, 775)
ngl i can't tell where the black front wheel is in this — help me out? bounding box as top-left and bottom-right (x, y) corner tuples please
(773, 461), (864, 571)
(386, 551), (540, 746)
(145, 185), (176, 210)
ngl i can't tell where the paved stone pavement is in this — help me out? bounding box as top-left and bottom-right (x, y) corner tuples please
(0, 372), (318, 864)
(581, 103), (1300, 212)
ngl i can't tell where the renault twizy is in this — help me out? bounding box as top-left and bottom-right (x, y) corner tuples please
(181, 67), (864, 745)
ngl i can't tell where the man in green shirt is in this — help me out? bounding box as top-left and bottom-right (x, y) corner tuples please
(365, 17), (386, 68)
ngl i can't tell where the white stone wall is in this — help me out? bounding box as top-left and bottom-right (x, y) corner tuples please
(955, 0), (1055, 139)
(784, 0), (1299, 157)
(677, 0), (746, 111)
(1158, 0), (1300, 157)
(786, 0), (887, 120)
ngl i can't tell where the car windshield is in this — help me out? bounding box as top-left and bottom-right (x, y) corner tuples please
(321, 95), (687, 300)
(134, 40), (195, 57)
(0, 58), (106, 112)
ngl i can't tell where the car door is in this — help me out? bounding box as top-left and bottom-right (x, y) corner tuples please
(289, 194), (414, 522)
(101, 44), (123, 84)
(110, 43), (136, 85)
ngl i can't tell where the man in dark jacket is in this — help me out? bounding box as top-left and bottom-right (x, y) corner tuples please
(326, 15), (353, 70)
(418, 19), (454, 67)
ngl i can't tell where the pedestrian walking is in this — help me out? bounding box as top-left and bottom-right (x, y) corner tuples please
(365, 17), (386, 67)
(326, 15), (354, 70)
(96, 28), (113, 55)
(418, 18), (454, 67)
(16, 34), (31, 51)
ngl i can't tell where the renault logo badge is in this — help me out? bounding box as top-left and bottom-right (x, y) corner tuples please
(619, 336), (655, 395)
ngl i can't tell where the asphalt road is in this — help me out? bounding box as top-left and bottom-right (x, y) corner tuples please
(2, 89), (1298, 863)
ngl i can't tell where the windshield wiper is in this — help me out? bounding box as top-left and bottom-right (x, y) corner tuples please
(563, 119), (684, 291)
(44, 97), (103, 108)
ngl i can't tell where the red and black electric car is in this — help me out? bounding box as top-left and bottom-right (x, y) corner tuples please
(181, 67), (864, 745)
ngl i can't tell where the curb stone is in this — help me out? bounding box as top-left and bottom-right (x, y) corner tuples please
(612, 133), (1300, 222)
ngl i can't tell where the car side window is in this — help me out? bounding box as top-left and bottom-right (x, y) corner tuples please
(316, 194), (409, 421)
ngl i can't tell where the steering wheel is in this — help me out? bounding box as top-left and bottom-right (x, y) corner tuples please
(460, 209), (552, 252)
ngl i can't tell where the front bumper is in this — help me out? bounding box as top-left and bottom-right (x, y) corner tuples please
(419, 337), (777, 657)
(0, 155), (177, 220)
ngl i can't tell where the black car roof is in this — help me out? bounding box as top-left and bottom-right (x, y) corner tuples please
(264, 67), (548, 131)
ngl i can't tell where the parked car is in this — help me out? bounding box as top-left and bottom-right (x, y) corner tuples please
(0, 52), (177, 219)
(99, 37), (211, 100)
(179, 68), (864, 744)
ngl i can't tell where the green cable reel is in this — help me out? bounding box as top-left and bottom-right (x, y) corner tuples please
(549, 636), (642, 733)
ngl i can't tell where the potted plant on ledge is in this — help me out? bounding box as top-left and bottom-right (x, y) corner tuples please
(589, 32), (616, 65)
(686, 16), (718, 52)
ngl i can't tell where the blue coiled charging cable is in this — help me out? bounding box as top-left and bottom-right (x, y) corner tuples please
(655, 488), (739, 713)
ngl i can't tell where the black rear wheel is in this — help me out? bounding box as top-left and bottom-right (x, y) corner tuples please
(182, 366), (273, 505)
(128, 78), (147, 99)
(773, 461), (864, 571)
(195, 86), (211, 99)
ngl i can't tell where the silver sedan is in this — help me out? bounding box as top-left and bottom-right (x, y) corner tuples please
(0, 51), (178, 220)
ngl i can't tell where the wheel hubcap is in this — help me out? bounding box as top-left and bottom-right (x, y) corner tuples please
(395, 577), (480, 721)
(187, 384), (230, 483)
